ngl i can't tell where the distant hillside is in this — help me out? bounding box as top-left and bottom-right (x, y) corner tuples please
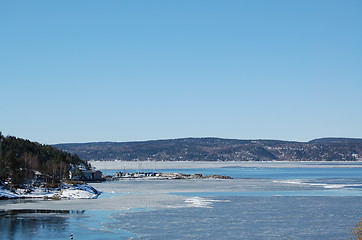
(54, 137), (362, 162)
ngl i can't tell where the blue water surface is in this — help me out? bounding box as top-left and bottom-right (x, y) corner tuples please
(2, 164), (362, 240)
(103, 166), (362, 179)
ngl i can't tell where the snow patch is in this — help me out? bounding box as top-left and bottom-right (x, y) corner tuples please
(0, 186), (19, 199)
(60, 189), (98, 199)
(184, 197), (229, 208)
(0, 183), (101, 200)
(59, 183), (101, 199)
(274, 179), (362, 190)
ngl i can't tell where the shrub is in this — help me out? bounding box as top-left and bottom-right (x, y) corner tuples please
(352, 218), (362, 240)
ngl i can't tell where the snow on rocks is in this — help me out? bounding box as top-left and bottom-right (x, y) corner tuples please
(59, 183), (101, 199)
(59, 189), (98, 199)
(0, 183), (101, 200)
(0, 186), (20, 199)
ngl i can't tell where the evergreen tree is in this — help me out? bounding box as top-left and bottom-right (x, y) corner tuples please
(0, 133), (89, 186)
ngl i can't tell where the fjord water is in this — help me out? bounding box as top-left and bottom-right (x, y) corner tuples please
(1, 164), (362, 240)
(103, 166), (362, 180)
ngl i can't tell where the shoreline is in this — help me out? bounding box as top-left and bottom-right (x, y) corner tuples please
(89, 160), (362, 170)
(2, 161), (362, 212)
(0, 183), (101, 200)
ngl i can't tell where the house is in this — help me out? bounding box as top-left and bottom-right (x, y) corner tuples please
(83, 170), (103, 180)
(70, 169), (103, 181)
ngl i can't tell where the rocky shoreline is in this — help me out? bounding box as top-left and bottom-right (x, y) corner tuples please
(0, 182), (101, 200)
(112, 171), (232, 180)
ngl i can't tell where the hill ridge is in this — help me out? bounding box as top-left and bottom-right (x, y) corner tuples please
(54, 137), (362, 162)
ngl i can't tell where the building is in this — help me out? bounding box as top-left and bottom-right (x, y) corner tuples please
(70, 169), (103, 181)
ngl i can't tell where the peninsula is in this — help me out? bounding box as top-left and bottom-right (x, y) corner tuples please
(0, 133), (101, 200)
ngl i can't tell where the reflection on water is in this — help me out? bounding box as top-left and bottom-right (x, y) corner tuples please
(1, 166), (362, 240)
(0, 209), (85, 240)
(0, 209), (135, 240)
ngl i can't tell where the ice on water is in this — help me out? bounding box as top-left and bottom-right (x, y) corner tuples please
(1, 162), (362, 240)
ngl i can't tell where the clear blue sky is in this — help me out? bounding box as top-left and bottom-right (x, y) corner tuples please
(1, 0), (361, 144)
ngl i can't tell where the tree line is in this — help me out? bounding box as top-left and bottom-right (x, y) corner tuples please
(0, 132), (90, 187)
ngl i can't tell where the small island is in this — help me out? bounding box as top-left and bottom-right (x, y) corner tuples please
(112, 171), (232, 180)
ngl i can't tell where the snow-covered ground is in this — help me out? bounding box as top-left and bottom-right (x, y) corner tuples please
(0, 184), (100, 200)
(0, 186), (19, 199)
(59, 189), (98, 199)
(58, 183), (100, 199)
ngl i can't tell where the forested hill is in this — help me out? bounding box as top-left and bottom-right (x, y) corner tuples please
(0, 133), (89, 186)
(54, 137), (362, 162)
